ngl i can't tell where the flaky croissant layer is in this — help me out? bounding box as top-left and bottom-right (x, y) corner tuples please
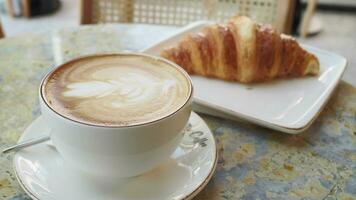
(161, 16), (320, 83)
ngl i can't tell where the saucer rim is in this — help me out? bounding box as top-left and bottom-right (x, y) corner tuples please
(13, 114), (218, 200)
(14, 148), (217, 200)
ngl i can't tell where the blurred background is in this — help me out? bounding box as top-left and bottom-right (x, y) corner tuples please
(0, 0), (78, 36)
(0, 0), (355, 37)
(0, 0), (355, 85)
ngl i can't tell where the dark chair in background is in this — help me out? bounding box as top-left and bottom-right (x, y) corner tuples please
(4, 0), (60, 18)
(0, 20), (4, 38)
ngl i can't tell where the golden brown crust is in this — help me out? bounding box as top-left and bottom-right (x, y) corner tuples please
(255, 24), (275, 81)
(202, 27), (218, 77)
(270, 27), (282, 79)
(218, 24), (238, 81)
(160, 16), (320, 83)
(192, 33), (209, 76)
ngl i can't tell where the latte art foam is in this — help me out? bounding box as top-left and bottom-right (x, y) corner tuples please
(42, 55), (191, 126)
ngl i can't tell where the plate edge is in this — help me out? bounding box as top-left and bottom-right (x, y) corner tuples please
(193, 54), (347, 134)
(182, 117), (218, 200)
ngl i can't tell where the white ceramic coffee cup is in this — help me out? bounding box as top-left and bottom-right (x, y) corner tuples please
(39, 53), (193, 178)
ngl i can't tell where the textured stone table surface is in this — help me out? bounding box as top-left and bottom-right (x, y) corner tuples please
(0, 24), (355, 200)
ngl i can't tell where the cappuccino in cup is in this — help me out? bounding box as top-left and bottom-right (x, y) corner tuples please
(43, 55), (190, 126)
(39, 54), (193, 177)
(42, 54), (191, 127)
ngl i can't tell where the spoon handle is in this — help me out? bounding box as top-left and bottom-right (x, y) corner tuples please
(2, 136), (51, 154)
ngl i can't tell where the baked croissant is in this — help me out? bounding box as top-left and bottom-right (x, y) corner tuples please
(161, 16), (320, 83)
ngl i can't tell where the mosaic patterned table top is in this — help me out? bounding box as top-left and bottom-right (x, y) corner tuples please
(0, 24), (355, 200)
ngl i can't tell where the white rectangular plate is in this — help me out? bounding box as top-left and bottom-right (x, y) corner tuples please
(141, 21), (347, 134)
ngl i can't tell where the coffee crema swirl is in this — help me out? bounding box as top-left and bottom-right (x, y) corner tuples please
(42, 55), (191, 126)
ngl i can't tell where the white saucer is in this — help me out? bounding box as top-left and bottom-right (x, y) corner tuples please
(14, 112), (217, 200)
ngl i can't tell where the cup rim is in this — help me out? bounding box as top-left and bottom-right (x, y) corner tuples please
(39, 53), (193, 129)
